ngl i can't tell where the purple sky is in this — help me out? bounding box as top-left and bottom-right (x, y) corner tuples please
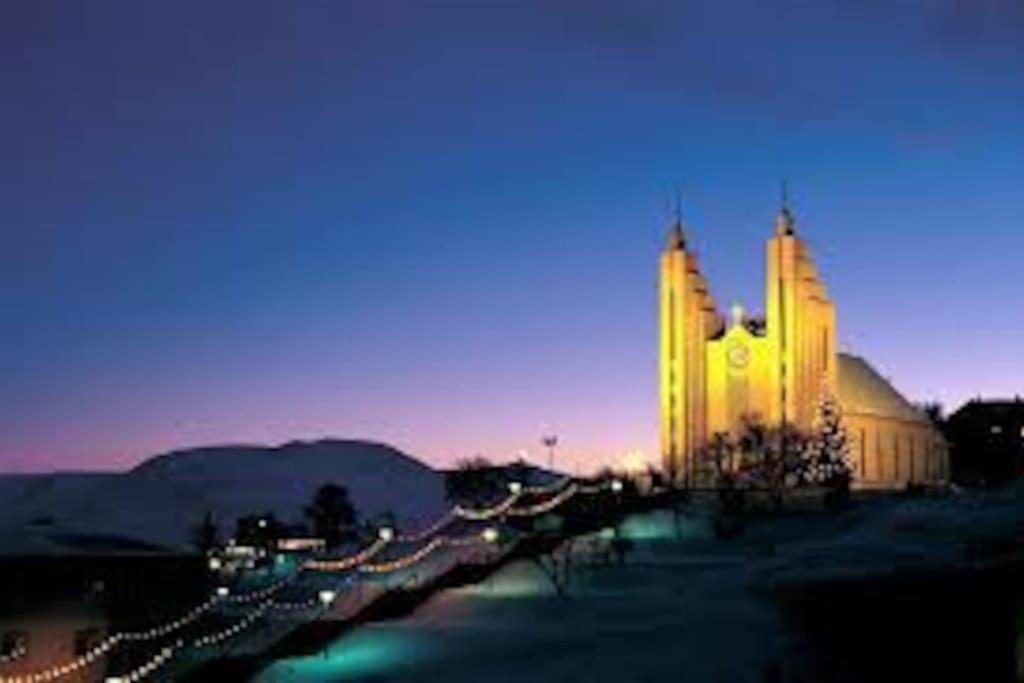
(2, 1), (1022, 473)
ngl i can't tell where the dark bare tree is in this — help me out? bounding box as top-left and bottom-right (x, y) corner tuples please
(735, 417), (811, 509)
(916, 401), (946, 428)
(304, 483), (357, 549)
(531, 538), (579, 598)
(444, 456), (511, 506)
(235, 512), (283, 552)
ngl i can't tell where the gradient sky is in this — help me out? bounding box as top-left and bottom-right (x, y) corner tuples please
(2, 1), (1022, 474)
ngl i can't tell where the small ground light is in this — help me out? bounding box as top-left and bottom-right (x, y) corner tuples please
(378, 526), (394, 541)
(610, 479), (624, 492)
(216, 586), (230, 598)
(508, 481), (523, 494)
(318, 589), (337, 605)
(482, 527), (499, 543)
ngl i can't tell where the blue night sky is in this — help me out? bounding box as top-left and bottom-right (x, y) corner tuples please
(2, 1), (1022, 473)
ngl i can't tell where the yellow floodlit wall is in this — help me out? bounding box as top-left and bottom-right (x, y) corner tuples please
(658, 202), (947, 489)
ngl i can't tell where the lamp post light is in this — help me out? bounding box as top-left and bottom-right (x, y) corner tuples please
(610, 479), (624, 493)
(215, 586), (230, 598)
(480, 527), (500, 563)
(508, 481), (522, 495)
(377, 526), (394, 542)
(208, 556), (222, 571)
(317, 589), (339, 659)
(542, 435), (558, 471)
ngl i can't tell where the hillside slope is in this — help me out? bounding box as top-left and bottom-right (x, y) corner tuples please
(0, 440), (446, 553)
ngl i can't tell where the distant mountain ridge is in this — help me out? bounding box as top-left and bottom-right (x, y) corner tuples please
(0, 439), (447, 554)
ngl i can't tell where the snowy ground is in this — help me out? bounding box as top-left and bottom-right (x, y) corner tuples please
(256, 510), (789, 683)
(256, 487), (1024, 683)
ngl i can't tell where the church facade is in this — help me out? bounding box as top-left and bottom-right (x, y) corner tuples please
(659, 199), (948, 489)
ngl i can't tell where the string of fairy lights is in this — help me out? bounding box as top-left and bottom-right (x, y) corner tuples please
(0, 475), (620, 683)
(0, 586), (287, 683)
(223, 576), (294, 603)
(452, 489), (523, 521)
(103, 645), (176, 683)
(394, 512), (455, 543)
(119, 599), (216, 642)
(192, 597), (275, 648)
(506, 483), (580, 517)
(302, 536), (390, 572)
(358, 536), (448, 574)
(271, 596), (320, 611)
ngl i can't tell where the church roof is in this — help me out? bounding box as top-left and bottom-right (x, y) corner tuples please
(837, 353), (929, 425)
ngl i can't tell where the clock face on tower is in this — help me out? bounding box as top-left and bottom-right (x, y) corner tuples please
(727, 343), (751, 369)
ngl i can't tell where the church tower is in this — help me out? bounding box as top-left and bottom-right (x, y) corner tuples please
(658, 188), (946, 489)
(764, 190), (837, 431)
(659, 211), (718, 485)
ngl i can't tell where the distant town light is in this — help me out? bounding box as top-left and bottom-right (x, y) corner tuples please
(508, 481), (523, 494)
(622, 449), (647, 473)
(318, 589), (337, 605)
(378, 526), (394, 542)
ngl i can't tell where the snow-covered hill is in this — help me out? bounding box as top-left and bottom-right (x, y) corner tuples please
(0, 440), (447, 553)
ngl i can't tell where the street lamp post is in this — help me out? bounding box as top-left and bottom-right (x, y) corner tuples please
(542, 435), (558, 471)
(318, 589), (338, 658)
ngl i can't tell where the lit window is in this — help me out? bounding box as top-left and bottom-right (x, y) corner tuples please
(1, 631), (27, 658)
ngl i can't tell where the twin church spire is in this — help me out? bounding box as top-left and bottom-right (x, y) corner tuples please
(658, 183), (834, 486)
(666, 188), (686, 250)
(667, 182), (797, 247)
(775, 180), (796, 236)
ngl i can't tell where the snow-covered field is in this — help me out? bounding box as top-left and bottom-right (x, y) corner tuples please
(258, 510), (785, 682)
(257, 487), (1024, 683)
(5, 444), (1024, 681)
(753, 483), (1024, 586)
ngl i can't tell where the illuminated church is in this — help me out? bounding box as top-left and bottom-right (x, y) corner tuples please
(659, 196), (948, 489)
